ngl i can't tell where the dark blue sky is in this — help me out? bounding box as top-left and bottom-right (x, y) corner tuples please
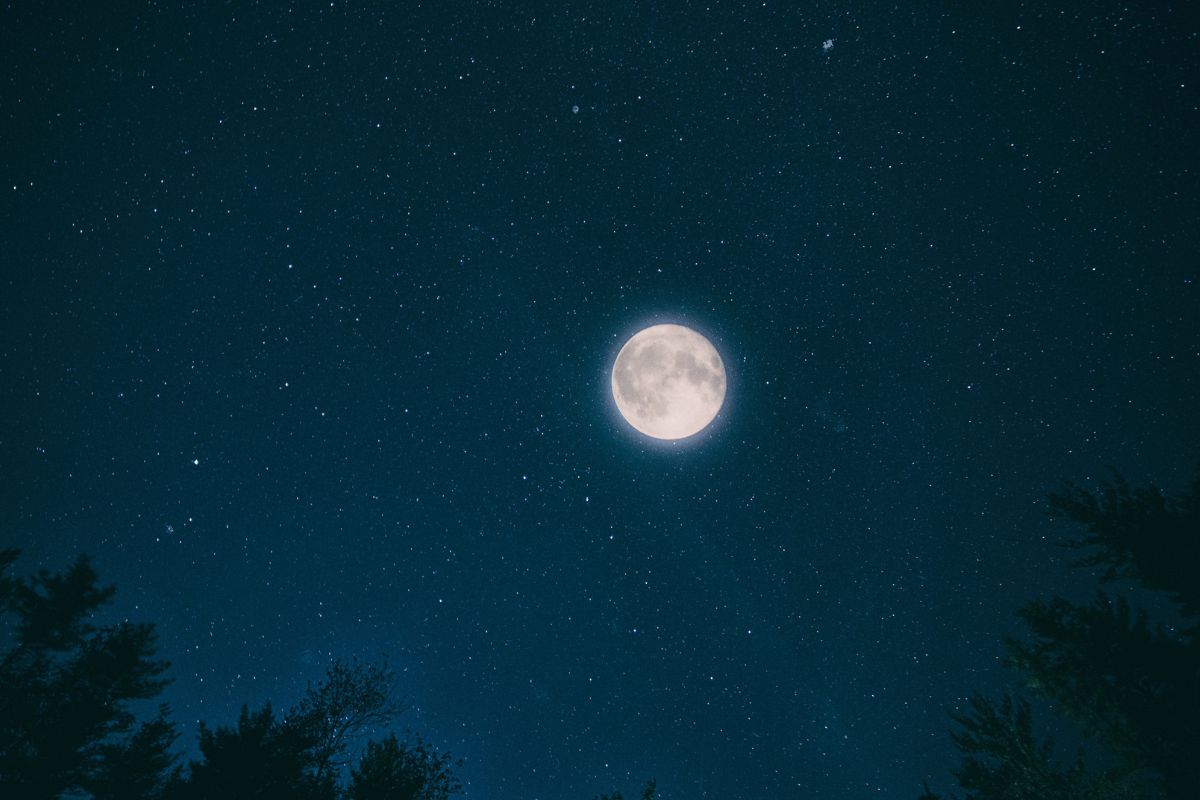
(2, 2), (1197, 798)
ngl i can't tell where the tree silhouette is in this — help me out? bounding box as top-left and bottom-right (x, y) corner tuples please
(1050, 474), (1200, 622)
(181, 703), (335, 800)
(0, 548), (637, 799)
(89, 706), (183, 800)
(592, 779), (657, 800)
(293, 658), (410, 785)
(347, 733), (462, 800)
(920, 473), (1200, 799)
(0, 549), (179, 798)
(179, 657), (450, 800)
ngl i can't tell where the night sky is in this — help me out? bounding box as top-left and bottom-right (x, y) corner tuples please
(2, 2), (1198, 798)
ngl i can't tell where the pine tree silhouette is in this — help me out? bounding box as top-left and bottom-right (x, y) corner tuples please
(920, 472), (1200, 799)
(181, 703), (335, 800)
(347, 733), (462, 800)
(592, 779), (657, 800)
(0, 549), (179, 798)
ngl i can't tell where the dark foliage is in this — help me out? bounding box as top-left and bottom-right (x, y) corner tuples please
(0, 549), (631, 800)
(1049, 474), (1200, 624)
(921, 473), (1200, 800)
(181, 703), (335, 800)
(347, 733), (462, 800)
(1007, 594), (1200, 793)
(592, 779), (657, 800)
(293, 658), (410, 785)
(177, 657), (458, 800)
(946, 693), (1137, 800)
(0, 549), (179, 799)
(90, 706), (184, 800)
(0, 547), (466, 799)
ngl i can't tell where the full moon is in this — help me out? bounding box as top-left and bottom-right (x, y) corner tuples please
(611, 324), (727, 440)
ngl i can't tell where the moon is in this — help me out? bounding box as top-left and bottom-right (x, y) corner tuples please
(611, 324), (727, 440)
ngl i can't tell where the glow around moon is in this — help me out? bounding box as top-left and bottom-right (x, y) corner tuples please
(611, 324), (727, 440)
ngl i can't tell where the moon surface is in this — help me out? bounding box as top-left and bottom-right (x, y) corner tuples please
(611, 324), (727, 440)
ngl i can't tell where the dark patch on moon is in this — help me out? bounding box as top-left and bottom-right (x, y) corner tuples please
(676, 349), (725, 393)
(613, 341), (671, 419)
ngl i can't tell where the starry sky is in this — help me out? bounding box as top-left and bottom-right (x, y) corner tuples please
(2, 2), (1198, 798)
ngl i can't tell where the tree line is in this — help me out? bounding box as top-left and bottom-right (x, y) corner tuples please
(0, 543), (658, 800)
(2, 467), (1197, 798)
(920, 472), (1199, 799)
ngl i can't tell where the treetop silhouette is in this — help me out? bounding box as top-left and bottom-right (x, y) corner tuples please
(0, 549), (179, 799)
(921, 472), (1200, 800)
